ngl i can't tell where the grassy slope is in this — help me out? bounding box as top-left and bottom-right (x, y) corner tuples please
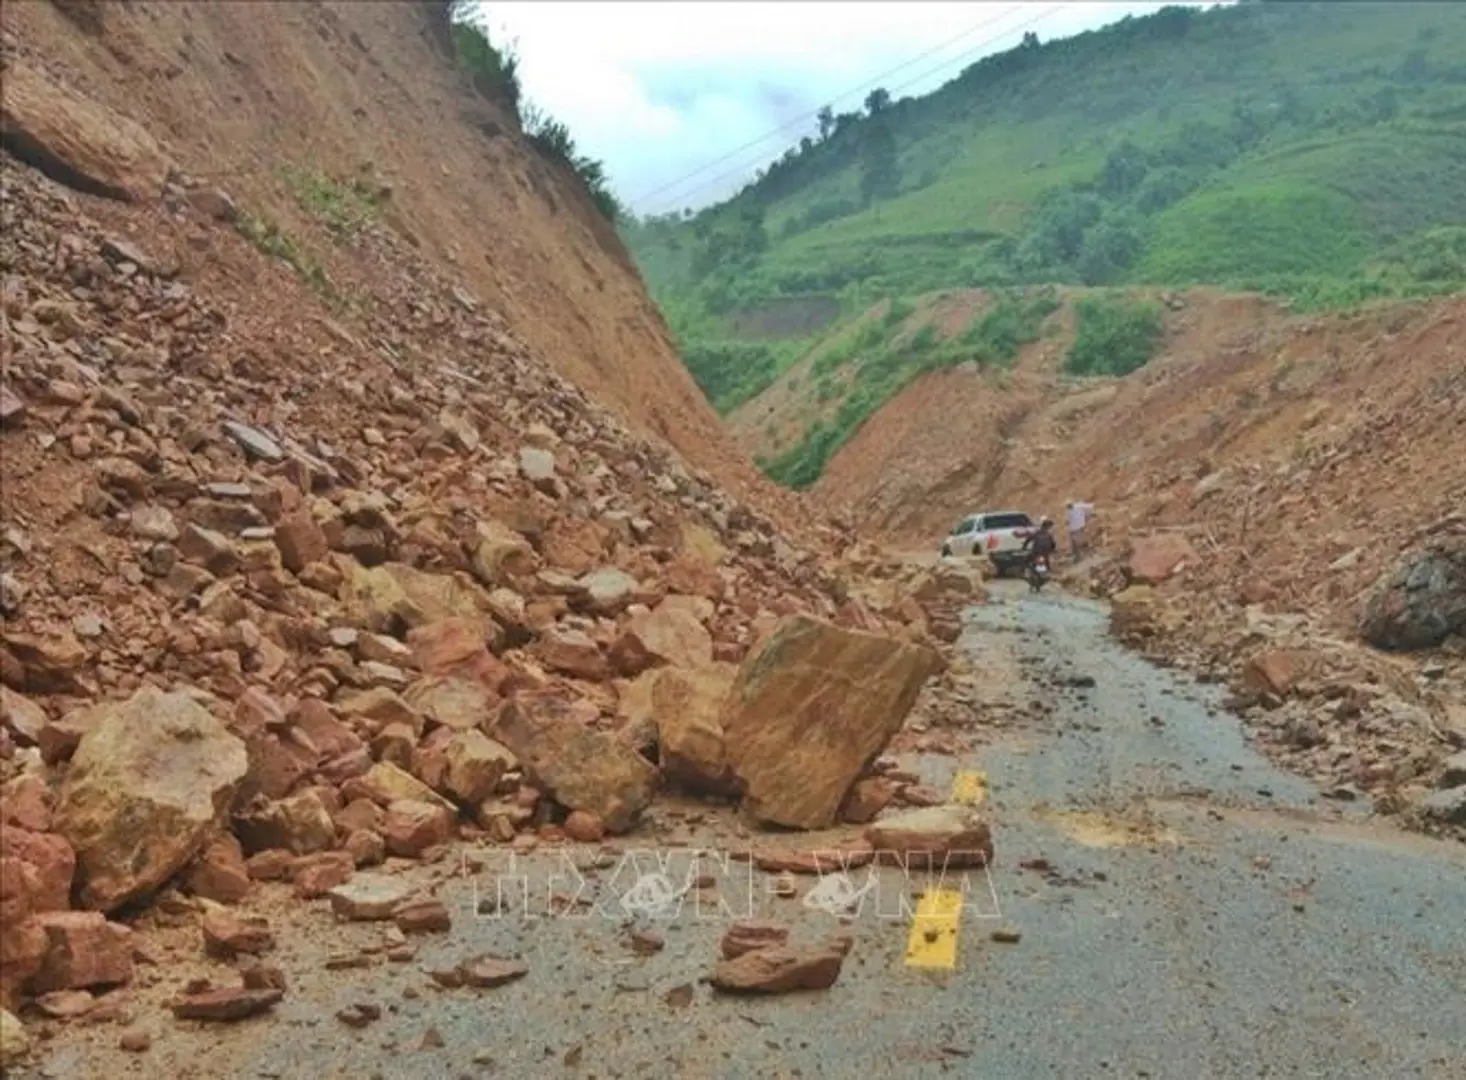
(623, 1), (1466, 485)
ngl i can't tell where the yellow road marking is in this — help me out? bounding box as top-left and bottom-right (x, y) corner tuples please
(903, 888), (964, 969)
(951, 769), (988, 807)
(902, 769), (986, 970)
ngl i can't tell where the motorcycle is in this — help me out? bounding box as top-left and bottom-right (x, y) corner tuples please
(1025, 553), (1051, 593)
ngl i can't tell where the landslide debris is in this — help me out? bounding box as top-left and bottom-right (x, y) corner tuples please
(0, 85), (991, 1053)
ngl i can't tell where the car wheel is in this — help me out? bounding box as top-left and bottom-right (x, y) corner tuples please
(941, 543), (952, 558)
(990, 557), (1006, 578)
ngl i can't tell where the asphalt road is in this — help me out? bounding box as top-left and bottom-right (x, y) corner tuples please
(26, 584), (1466, 1080)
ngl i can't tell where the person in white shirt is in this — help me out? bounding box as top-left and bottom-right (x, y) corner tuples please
(1065, 500), (1094, 562)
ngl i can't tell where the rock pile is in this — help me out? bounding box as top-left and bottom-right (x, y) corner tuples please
(0, 141), (964, 1039)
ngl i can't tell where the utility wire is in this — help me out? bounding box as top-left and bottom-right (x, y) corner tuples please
(629, 3), (1055, 213)
(635, 2), (1062, 215)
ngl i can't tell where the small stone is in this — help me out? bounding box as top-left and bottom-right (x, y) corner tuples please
(131, 506), (179, 542)
(0, 386), (26, 427)
(222, 421), (284, 462)
(425, 962), (464, 989)
(118, 1027), (152, 1052)
(989, 927), (1022, 944)
(563, 810), (605, 843)
(381, 799), (455, 858)
(419, 1025), (445, 1050)
(239, 959), (288, 992)
(201, 909), (274, 957)
(324, 952), (370, 971)
(393, 897), (451, 934)
(245, 849), (294, 881)
(719, 920), (789, 960)
(336, 1002), (381, 1029)
(291, 851), (355, 898)
(457, 955), (528, 989)
(627, 927), (664, 955)
(344, 828), (387, 868)
(709, 943), (846, 994)
(35, 989), (95, 1019)
(171, 986), (283, 1021)
(327, 875), (414, 921)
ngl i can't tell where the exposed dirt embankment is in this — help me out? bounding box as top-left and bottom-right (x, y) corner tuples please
(0, 0), (794, 512)
(815, 289), (1466, 827)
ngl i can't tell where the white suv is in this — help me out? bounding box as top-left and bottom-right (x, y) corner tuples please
(940, 511), (1036, 576)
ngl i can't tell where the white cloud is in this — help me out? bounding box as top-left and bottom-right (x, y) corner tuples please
(470, 2), (1205, 215)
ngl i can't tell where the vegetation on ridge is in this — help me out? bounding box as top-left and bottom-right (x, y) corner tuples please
(621, 1), (1466, 489)
(444, 1), (622, 221)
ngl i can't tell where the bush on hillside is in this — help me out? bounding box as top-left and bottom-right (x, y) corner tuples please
(444, 5), (621, 221)
(963, 290), (1059, 366)
(445, 2), (522, 112)
(1065, 296), (1164, 377)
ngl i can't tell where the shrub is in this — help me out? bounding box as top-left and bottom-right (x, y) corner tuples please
(280, 166), (382, 244)
(1065, 295), (1164, 377)
(444, 6), (621, 222)
(446, 4), (521, 113)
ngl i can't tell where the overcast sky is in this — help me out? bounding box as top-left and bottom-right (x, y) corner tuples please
(475, 2), (1210, 217)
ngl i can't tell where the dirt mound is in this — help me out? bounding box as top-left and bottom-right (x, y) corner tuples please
(0, 0), (799, 514)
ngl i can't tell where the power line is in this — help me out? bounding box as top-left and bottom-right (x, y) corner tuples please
(636, 3), (1063, 215)
(629, 4), (1047, 212)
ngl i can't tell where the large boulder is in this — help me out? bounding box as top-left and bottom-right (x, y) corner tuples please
(0, 59), (171, 203)
(1360, 539), (1466, 652)
(492, 693), (659, 833)
(1126, 533), (1197, 586)
(638, 664), (738, 795)
(1109, 585), (1171, 641)
(0, 828), (74, 915)
(54, 689), (247, 912)
(339, 563), (484, 634)
(719, 616), (939, 830)
(1239, 648), (1321, 699)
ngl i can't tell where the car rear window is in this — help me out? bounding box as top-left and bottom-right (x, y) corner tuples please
(983, 513), (1033, 530)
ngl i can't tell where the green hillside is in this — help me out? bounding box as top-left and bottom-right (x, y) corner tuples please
(622, 1), (1466, 487)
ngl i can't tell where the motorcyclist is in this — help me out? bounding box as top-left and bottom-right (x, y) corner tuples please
(1022, 517), (1058, 566)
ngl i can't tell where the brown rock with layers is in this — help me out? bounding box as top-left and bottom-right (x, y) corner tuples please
(719, 616), (938, 830)
(492, 693), (658, 833)
(54, 689), (247, 912)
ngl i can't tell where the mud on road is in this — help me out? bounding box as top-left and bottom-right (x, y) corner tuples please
(26, 584), (1466, 1079)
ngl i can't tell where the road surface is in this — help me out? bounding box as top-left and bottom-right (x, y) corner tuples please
(28, 584), (1466, 1079)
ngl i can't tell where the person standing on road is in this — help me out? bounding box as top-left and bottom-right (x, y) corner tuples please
(1066, 500), (1094, 562)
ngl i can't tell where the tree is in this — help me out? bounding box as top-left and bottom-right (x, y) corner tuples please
(859, 115), (899, 205)
(864, 87), (891, 117)
(1099, 139), (1149, 197)
(817, 106), (836, 140)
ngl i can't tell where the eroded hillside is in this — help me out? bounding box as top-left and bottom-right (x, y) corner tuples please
(816, 289), (1466, 819)
(0, 0), (786, 507)
(0, 1), (1007, 1063)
